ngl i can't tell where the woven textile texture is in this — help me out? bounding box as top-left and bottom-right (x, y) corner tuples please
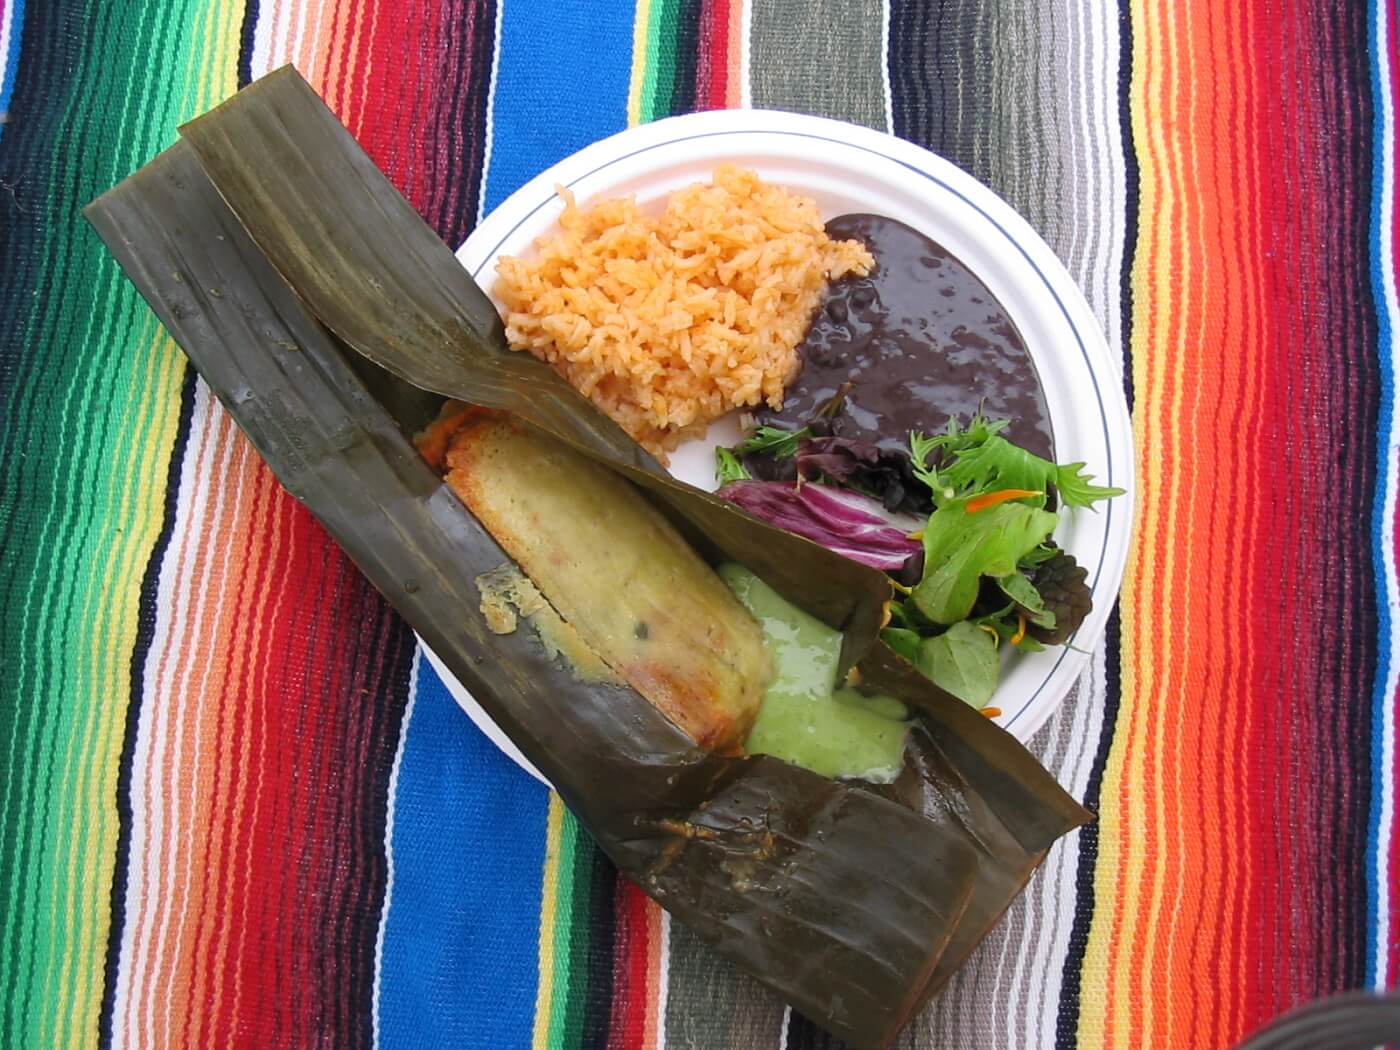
(0, 0), (1396, 1047)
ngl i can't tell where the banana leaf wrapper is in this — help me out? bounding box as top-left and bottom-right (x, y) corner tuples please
(85, 69), (1090, 1049)
(177, 66), (888, 674)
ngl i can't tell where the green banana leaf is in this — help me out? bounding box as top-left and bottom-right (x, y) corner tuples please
(177, 65), (888, 673)
(85, 69), (1090, 1049)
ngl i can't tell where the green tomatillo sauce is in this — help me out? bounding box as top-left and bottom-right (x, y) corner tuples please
(719, 564), (911, 783)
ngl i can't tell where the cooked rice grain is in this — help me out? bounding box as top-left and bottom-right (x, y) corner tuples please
(494, 165), (872, 455)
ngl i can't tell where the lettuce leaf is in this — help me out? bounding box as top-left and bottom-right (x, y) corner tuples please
(911, 500), (1058, 624)
(915, 622), (1000, 708)
(880, 626), (923, 664)
(995, 571), (1055, 629)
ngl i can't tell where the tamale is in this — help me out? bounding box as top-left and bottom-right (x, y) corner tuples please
(174, 66), (890, 675)
(442, 409), (768, 752)
(83, 145), (991, 1046)
(85, 69), (1093, 1049)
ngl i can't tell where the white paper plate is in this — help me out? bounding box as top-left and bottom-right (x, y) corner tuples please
(420, 109), (1134, 784)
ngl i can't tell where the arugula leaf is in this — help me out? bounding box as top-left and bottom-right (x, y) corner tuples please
(995, 571), (1056, 628)
(942, 435), (1124, 509)
(949, 412), (1009, 447)
(908, 414), (1123, 510)
(909, 432), (947, 497)
(915, 621), (1000, 708)
(929, 413), (1009, 450)
(938, 434), (1038, 494)
(734, 425), (808, 459)
(908, 415), (1012, 504)
(714, 447), (751, 485)
(919, 414), (1008, 457)
(880, 626), (922, 664)
(911, 500), (1059, 624)
(1052, 460), (1127, 509)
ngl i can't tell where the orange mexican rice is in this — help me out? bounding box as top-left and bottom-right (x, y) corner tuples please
(493, 165), (872, 455)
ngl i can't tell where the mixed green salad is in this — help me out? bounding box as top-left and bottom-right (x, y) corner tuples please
(715, 414), (1123, 710)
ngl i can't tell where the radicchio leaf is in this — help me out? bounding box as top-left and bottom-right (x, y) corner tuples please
(796, 436), (933, 515)
(716, 480), (923, 572)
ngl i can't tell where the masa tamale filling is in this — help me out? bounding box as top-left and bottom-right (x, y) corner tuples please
(441, 409), (768, 753)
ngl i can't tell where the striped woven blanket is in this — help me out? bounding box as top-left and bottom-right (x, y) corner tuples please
(1, 0), (1395, 1046)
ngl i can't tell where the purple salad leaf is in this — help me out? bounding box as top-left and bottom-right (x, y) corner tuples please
(1026, 548), (1092, 645)
(795, 436), (933, 516)
(716, 480), (923, 572)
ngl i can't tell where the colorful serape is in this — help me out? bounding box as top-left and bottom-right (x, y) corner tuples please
(0, 0), (1396, 1046)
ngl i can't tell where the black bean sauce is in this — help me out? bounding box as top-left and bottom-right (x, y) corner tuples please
(759, 214), (1054, 459)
